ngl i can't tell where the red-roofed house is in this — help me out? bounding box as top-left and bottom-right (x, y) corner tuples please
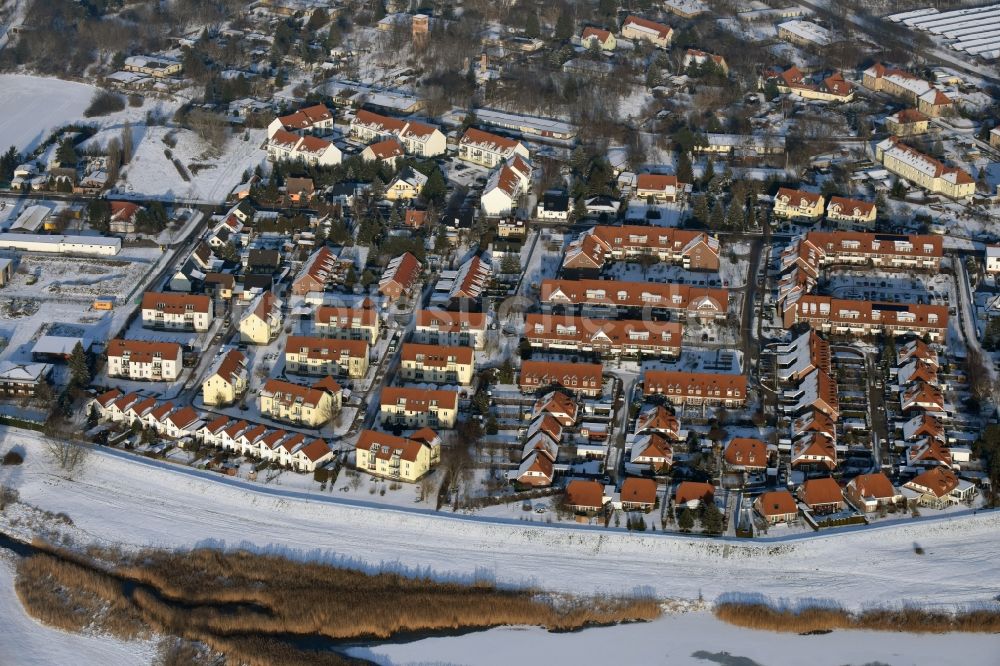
(378, 252), (422, 301)
(635, 174), (685, 202)
(620, 477), (658, 511)
(621, 16), (672, 48)
(581, 27), (616, 51)
(459, 128), (529, 168)
(754, 490), (799, 524)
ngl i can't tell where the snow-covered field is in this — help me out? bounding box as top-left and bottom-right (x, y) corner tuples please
(1, 428), (998, 613)
(0, 75), (96, 153)
(348, 610), (1000, 666)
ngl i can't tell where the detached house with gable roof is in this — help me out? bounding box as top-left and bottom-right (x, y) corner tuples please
(773, 188), (824, 221)
(239, 291), (283, 345)
(621, 15), (672, 48)
(580, 27), (616, 51)
(481, 155), (532, 217)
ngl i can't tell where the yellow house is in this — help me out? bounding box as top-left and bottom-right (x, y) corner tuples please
(991, 127), (1000, 149)
(355, 429), (441, 482)
(826, 196), (876, 228)
(399, 343), (475, 385)
(239, 292), (283, 345)
(202, 349), (248, 406)
(385, 168), (427, 201)
(773, 187), (825, 221)
(581, 27), (616, 51)
(885, 109), (929, 137)
(876, 136), (976, 199)
(285, 336), (369, 379)
(620, 16), (672, 49)
(259, 378), (337, 428)
(314, 305), (380, 343)
(380, 387), (458, 429)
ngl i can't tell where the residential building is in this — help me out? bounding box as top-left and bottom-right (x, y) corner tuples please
(239, 291), (282, 344)
(107, 339), (183, 381)
(643, 370), (747, 407)
(379, 387), (459, 428)
(399, 343), (475, 384)
(141, 292), (213, 331)
(782, 295), (947, 341)
(284, 336), (369, 378)
(634, 174), (685, 202)
(773, 188), (824, 221)
(629, 433), (673, 470)
(314, 304), (380, 342)
(267, 129), (342, 166)
(675, 481), (714, 509)
(863, 63), (954, 117)
(777, 20), (832, 47)
(458, 128), (529, 168)
(875, 136), (975, 198)
(580, 27), (616, 51)
(379, 252), (422, 301)
(781, 231), (942, 277)
(109, 201), (142, 234)
(791, 432), (838, 471)
(532, 391), (579, 427)
(754, 490), (799, 524)
(826, 197), (876, 228)
(288, 438), (334, 473)
(0, 361), (51, 397)
(620, 477), (658, 511)
(723, 438), (768, 472)
(765, 66), (853, 102)
(202, 349), (248, 406)
(565, 479), (609, 513)
(385, 167), (427, 201)
(563, 225), (719, 272)
(635, 405), (680, 439)
(259, 378), (336, 428)
(524, 313), (681, 358)
(797, 477), (845, 513)
(536, 190), (570, 221)
(414, 309), (488, 349)
(540, 279), (728, 321)
(349, 109), (447, 156)
(123, 55), (181, 77)
(360, 138), (405, 167)
(991, 127), (1000, 149)
(621, 15), (672, 47)
(355, 429), (439, 481)
(903, 466), (976, 508)
(291, 246), (352, 295)
(481, 155), (532, 217)
(519, 360), (603, 397)
(267, 104), (334, 138)
(682, 48), (727, 74)
(885, 109), (930, 136)
(845, 473), (902, 512)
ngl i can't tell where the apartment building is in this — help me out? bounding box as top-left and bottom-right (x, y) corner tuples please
(621, 15), (672, 47)
(524, 313), (681, 358)
(540, 278), (728, 321)
(783, 295), (948, 341)
(141, 292), (213, 331)
(284, 336), (369, 378)
(643, 370), (747, 407)
(399, 343), (475, 385)
(106, 339), (183, 381)
(414, 309), (488, 349)
(267, 129), (342, 166)
(481, 154), (532, 217)
(349, 109), (446, 156)
(201, 349), (248, 406)
(781, 231), (942, 276)
(379, 387), (459, 428)
(0, 361), (51, 397)
(863, 63), (954, 117)
(563, 225), (720, 272)
(518, 360), (603, 397)
(773, 188), (824, 221)
(885, 109), (930, 136)
(458, 128), (529, 168)
(314, 304), (380, 342)
(875, 136), (975, 199)
(239, 291), (282, 345)
(267, 104), (334, 138)
(259, 378), (336, 428)
(355, 429), (440, 482)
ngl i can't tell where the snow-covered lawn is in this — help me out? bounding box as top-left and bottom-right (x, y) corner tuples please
(1, 428), (998, 616)
(117, 126), (266, 203)
(0, 75), (96, 154)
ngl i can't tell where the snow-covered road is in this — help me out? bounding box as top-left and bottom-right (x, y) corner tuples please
(1, 427), (998, 612)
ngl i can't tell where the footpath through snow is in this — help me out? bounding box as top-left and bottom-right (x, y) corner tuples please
(1, 427), (998, 611)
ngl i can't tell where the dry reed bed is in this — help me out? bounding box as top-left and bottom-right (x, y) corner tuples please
(715, 602), (1000, 634)
(13, 545), (660, 666)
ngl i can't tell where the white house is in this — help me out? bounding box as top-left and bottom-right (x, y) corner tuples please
(481, 155), (532, 217)
(267, 129), (342, 166)
(349, 109), (446, 157)
(986, 245), (1000, 274)
(458, 128), (530, 168)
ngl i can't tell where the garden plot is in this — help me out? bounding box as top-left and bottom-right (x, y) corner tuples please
(0, 254), (151, 301)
